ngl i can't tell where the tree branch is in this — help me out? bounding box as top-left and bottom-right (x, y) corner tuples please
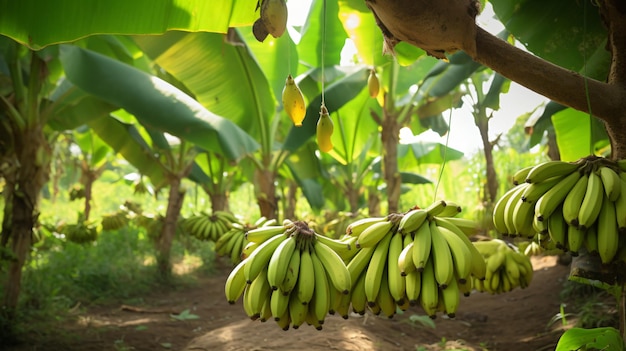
(472, 26), (624, 123)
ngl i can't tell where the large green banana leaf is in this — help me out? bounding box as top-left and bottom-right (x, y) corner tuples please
(284, 143), (326, 210)
(298, 0), (348, 69)
(87, 115), (166, 187)
(551, 108), (609, 162)
(0, 0), (257, 50)
(337, 0), (387, 67)
(134, 30), (276, 154)
(59, 45), (259, 162)
(490, 0), (609, 80)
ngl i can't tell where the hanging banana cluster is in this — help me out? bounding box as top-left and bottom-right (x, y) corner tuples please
(252, 0), (288, 42)
(101, 210), (129, 231)
(225, 220), (351, 330)
(62, 220), (99, 244)
(340, 200), (486, 319)
(215, 217), (277, 265)
(471, 239), (533, 294)
(494, 156), (626, 264)
(182, 211), (238, 242)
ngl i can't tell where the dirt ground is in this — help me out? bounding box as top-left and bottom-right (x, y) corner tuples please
(7, 255), (574, 351)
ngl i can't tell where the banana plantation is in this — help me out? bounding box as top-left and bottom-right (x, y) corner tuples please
(1, 0), (626, 350)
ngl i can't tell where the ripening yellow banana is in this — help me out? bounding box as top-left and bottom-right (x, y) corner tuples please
(316, 105), (334, 153)
(282, 74), (306, 127)
(367, 69), (379, 98)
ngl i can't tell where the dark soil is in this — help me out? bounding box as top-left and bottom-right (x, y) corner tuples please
(5, 255), (574, 351)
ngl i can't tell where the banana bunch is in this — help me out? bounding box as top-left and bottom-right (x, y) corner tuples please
(342, 200), (486, 319)
(496, 156), (626, 264)
(101, 211), (129, 231)
(215, 216), (277, 265)
(225, 219), (352, 330)
(471, 239), (533, 294)
(182, 210), (238, 242)
(252, 0), (288, 42)
(62, 220), (99, 244)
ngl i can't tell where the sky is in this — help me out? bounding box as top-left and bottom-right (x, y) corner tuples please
(286, 1), (550, 155)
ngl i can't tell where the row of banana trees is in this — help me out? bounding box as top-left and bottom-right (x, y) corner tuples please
(0, 0), (610, 325)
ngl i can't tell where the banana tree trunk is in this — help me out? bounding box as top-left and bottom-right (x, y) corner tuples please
(2, 126), (49, 316)
(284, 181), (297, 220)
(254, 167), (277, 220)
(209, 192), (229, 213)
(381, 108), (401, 213)
(476, 113), (498, 205)
(156, 176), (186, 279)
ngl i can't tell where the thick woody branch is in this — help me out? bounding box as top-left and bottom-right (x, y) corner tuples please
(472, 26), (624, 124)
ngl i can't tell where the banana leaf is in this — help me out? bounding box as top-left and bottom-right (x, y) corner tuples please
(59, 45), (259, 162)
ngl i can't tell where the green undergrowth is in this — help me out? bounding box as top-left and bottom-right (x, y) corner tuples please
(0, 224), (217, 344)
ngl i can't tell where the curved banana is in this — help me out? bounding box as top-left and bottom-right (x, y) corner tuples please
(346, 216), (387, 236)
(279, 247), (301, 294)
(267, 235), (297, 289)
(598, 166), (622, 201)
(534, 170), (582, 222)
(511, 196), (535, 237)
(288, 292), (308, 329)
(425, 200), (447, 217)
(245, 267), (271, 320)
(437, 217), (479, 236)
(524, 160), (581, 184)
(521, 176), (562, 203)
(412, 221), (432, 271)
(597, 193), (619, 264)
(614, 176), (626, 230)
(512, 165), (534, 185)
(355, 220), (393, 248)
(566, 224), (585, 256)
(376, 269), (396, 318)
(441, 276), (460, 318)
(244, 233), (287, 283)
(225, 257), (249, 304)
(346, 245), (376, 283)
(547, 210), (567, 250)
(584, 223), (599, 255)
(350, 271), (368, 315)
(313, 239), (351, 294)
(310, 249), (331, 324)
(503, 184), (528, 235)
(437, 224), (472, 283)
(562, 173), (589, 226)
(434, 217), (486, 280)
(493, 186), (521, 234)
(296, 248), (315, 305)
(398, 239), (416, 276)
(398, 209), (428, 234)
(578, 170), (604, 230)
(364, 232), (393, 304)
(270, 288), (289, 321)
(429, 220), (454, 288)
(245, 225), (285, 243)
(387, 233), (407, 303)
(436, 201), (462, 217)
(419, 258), (439, 318)
(405, 269), (421, 305)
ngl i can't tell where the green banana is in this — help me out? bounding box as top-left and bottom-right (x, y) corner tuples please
(296, 248), (315, 305)
(346, 245), (376, 284)
(566, 224), (585, 256)
(493, 185), (522, 234)
(425, 200), (447, 217)
(437, 201), (462, 217)
(346, 216), (386, 236)
(512, 165), (534, 185)
(245, 225), (285, 243)
(578, 170), (604, 230)
(355, 220), (393, 248)
(398, 239), (416, 276)
(350, 271), (368, 314)
(534, 170), (582, 221)
(398, 209), (428, 234)
(279, 246), (301, 294)
(412, 220), (432, 271)
(440, 276), (460, 318)
(511, 196), (535, 237)
(524, 160), (581, 184)
(429, 220), (454, 288)
(419, 258), (439, 318)
(562, 173), (589, 226)
(364, 231), (392, 304)
(597, 193), (619, 264)
(387, 233), (407, 303)
(266, 235), (297, 290)
(224, 257), (248, 304)
(521, 176), (562, 203)
(547, 210), (567, 250)
(376, 269), (397, 318)
(503, 184), (528, 235)
(598, 166), (622, 201)
(270, 288), (289, 321)
(313, 240), (351, 294)
(614, 175), (626, 230)
(310, 249), (331, 324)
(405, 269), (421, 305)
(437, 224), (472, 283)
(244, 233), (287, 283)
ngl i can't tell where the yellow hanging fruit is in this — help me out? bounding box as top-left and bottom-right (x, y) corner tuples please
(316, 105), (334, 153)
(282, 74), (306, 127)
(367, 69), (379, 98)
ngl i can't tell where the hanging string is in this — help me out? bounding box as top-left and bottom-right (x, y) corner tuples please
(582, 0), (593, 155)
(433, 105), (453, 201)
(320, 0), (327, 107)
